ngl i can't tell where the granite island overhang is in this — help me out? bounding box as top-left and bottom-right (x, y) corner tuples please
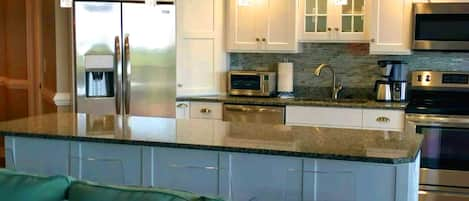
(0, 113), (423, 201)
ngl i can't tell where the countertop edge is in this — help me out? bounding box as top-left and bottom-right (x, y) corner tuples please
(176, 97), (407, 110)
(0, 131), (418, 165)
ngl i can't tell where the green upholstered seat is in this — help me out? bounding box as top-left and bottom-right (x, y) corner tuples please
(68, 180), (224, 201)
(0, 169), (72, 201)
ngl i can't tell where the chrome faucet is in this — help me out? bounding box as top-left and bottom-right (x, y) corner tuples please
(313, 64), (343, 100)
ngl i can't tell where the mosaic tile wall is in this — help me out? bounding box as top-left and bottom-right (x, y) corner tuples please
(230, 43), (469, 98)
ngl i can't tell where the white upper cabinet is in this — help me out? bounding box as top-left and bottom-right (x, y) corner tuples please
(226, 0), (299, 53)
(176, 0), (227, 97)
(369, 0), (413, 55)
(299, 0), (369, 42)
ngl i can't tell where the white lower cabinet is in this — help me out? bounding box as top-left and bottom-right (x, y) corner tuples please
(153, 148), (220, 196)
(286, 106), (363, 129)
(4, 137), (70, 176)
(70, 142), (143, 186)
(286, 106), (405, 131)
(190, 102), (223, 120)
(362, 109), (405, 131)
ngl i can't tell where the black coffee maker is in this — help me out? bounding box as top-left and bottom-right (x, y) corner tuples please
(376, 60), (408, 102)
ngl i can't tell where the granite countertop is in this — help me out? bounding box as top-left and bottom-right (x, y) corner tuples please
(0, 113), (422, 164)
(176, 95), (407, 110)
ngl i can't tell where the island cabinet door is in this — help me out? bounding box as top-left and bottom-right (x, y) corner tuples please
(4, 137), (71, 177)
(70, 142), (143, 186)
(219, 153), (303, 201)
(152, 148), (220, 196)
(303, 159), (397, 201)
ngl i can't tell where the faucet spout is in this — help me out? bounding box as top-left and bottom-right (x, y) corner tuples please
(313, 64), (343, 100)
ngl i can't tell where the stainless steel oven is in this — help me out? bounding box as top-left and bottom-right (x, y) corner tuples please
(407, 114), (469, 200)
(228, 71), (277, 97)
(406, 71), (469, 201)
(413, 3), (469, 51)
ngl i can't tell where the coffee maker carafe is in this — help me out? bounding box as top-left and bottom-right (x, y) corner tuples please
(376, 60), (408, 102)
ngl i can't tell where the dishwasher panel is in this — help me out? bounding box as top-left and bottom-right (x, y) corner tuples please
(223, 104), (285, 124)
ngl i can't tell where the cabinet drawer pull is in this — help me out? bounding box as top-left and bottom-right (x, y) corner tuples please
(169, 164), (218, 170)
(370, 38), (376, 43)
(334, 27), (339, 32)
(376, 116), (391, 123)
(200, 108), (212, 113)
(327, 27), (332, 32)
(262, 38), (266, 42)
(176, 103), (188, 108)
(288, 168), (353, 174)
(256, 38), (260, 42)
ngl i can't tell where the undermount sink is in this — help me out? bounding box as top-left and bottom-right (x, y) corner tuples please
(293, 98), (368, 104)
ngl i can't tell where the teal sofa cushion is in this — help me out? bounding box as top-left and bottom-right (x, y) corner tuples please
(68, 180), (224, 201)
(0, 169), (72, 201)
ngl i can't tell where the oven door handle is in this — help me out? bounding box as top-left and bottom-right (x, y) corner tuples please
(407, 114), (469, 125)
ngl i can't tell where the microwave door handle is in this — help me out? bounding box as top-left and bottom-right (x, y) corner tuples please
(114, 36), (121, 114)
(124, 34), (131, 115)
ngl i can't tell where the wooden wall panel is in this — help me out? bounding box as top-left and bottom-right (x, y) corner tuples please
(0, 86), (6, 121)
(0, 0), (5, 78)
(42, 97), (57, 114)
(42, 0), (57, 92)
(6, 89), (29, 120)
(5, 0), (28, 80)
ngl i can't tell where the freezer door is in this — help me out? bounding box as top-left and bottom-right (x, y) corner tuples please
(75, 2), (122, 115)
(122, 3), (176, 117)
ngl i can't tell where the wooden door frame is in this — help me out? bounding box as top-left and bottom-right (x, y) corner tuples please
(25, 0), (44, 116)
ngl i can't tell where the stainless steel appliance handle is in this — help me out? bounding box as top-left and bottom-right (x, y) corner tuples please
(114, 36), (121, 114)
(124, 34), (131, 115)
(406, 114), (469, 125)
(228, 72), (262, 76)
(224, 105), (283, 113)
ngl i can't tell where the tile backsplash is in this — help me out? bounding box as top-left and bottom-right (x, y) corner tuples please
(230, 43), (469, 98)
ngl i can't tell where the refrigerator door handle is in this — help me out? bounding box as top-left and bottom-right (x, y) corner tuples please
(124, 34), (131, 115)
(114, 36), (121, 114)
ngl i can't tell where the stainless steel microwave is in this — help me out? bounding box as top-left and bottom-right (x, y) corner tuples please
(228, 71), (277, 97)
(413, 3), (469, 51)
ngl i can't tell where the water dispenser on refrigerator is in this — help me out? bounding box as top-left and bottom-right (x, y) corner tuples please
(84, 54), (115, 98)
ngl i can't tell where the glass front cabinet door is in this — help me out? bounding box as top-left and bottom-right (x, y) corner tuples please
(299, 0), (369, 42)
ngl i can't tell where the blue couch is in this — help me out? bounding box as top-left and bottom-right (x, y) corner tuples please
(0, 169), (223, 201)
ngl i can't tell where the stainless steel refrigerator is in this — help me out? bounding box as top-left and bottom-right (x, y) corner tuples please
(74, 0), (176, 117)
